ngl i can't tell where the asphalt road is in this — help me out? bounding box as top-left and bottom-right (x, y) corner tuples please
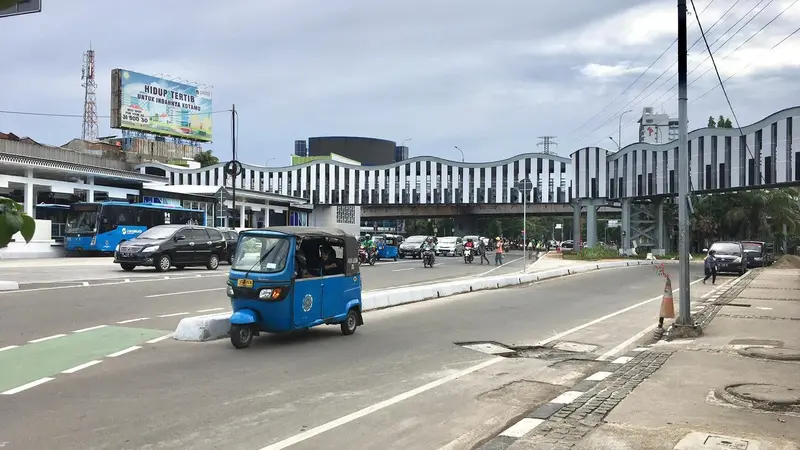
(0, 264), (715, 450)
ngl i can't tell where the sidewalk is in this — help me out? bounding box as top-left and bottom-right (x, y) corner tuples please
(499, 262), (800, 450)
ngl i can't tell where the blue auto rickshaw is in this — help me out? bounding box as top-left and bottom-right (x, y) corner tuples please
(226, 226), (364, 349)
(376, 234), (399, 261)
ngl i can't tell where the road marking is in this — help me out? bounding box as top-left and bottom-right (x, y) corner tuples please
(73, 325), (108, 333)
(82, 281), (90, 286)
(116, 317), (149, 324)
(258, 357), (503, 450)
(146, 334), (173, 344)
(1, 273), (228, 295)
(107, 346), (141, 358)
(147, 287), (226, 298)
(632, 347), (650, 352)
(196, 308), (225, 313)
(1, 377), (54, 395)
(392, 267), (415, 272)
(475, 256), (524, 277)
(550, 391), (584, 404)
(596, 323), (657, 361)
(585, 371), (613, 381)
(28, 334), (67, 344)
(61, 360), (102, 374)
(610, 356), (633, 364)
(500, 418), (545, 438)
(536, 278), (703, 347)
(158, 312), (190, 318)
(0, 345), (18, 353)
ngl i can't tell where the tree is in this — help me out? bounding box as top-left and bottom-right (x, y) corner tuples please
(707, 116), (716, 128)
(194, 149), (220, 167)
(716, 115), (733, 129)
(0, 197), (36, 249)
(723, 118), (733, 128)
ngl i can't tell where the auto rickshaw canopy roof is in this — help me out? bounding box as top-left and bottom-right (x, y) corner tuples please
(246, 226), (360, 275)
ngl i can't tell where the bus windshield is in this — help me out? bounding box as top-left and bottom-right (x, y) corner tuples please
(66, 205), (99, 235)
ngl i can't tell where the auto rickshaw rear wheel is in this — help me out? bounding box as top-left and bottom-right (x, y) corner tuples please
(341, 309), (358, 335)
(231, 324), (253, 349)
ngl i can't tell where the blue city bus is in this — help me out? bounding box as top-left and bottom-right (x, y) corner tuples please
(64, 201), (206, 254)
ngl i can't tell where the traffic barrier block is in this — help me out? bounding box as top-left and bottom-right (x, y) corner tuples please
(174, 313), (232, 342)
(0, 280), (19, 291)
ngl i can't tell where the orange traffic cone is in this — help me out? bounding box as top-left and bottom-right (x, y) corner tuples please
(659, 277), (675, 320)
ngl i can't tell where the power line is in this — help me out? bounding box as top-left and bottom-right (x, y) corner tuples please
(619, 0), (787, 133)
(693, 22), (800, 103)
(566, 0), (719, 138)
(690, 0), (765, 184)
(0, 109), (231, 119)
(568, 0), (744, 146)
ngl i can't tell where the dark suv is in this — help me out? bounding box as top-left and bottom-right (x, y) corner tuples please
(221, 229), (239, 264)
(114, 225), (226, 272)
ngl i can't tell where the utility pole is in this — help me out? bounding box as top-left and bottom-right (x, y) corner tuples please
(537, 136), (558, 155)
(518, 179), (533, 272)
(676, 0), (692, 326)
(231, 104), (237, 228)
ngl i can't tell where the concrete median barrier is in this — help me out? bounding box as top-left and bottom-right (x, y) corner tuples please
(172, 259), (671, 342)
(0, 280), (19, 291)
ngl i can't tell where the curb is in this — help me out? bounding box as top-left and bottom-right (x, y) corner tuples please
(173, 260), (669, 342)
(0, 280), (19, 291)
(476, 347), (671, 450)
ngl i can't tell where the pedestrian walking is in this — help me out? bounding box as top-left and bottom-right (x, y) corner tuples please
(703, 249), (717, 284)
(478, 238), (490, 265)
(494, 237), (504, 265)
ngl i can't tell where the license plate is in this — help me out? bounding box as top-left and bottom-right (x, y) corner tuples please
(122, 252), (132, 257)
(237, 279), (253, 288)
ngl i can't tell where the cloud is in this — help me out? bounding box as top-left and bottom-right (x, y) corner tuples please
(0, 0), (798, 165)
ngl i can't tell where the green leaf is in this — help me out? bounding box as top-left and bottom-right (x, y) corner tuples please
(20, 214), (36, 243)
(2, 211), (24, 234)
(0, 216), (12, 249)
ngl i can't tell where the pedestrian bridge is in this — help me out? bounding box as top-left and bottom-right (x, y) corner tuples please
(138, 106), (800, 209)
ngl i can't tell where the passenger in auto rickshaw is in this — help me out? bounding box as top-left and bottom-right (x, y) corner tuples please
(319, 244), (340, 275)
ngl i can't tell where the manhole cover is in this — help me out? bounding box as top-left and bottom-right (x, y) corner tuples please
(553, 341), (598, 353)
(738, 347), (800, 362)
(726, 383), (800, 406)
(674, 432), (761, 449)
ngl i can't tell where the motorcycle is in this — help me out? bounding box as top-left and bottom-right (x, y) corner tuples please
(463, 247), (474, 264)
(359, 246), (376, 266)
(422, 249), (435, 268)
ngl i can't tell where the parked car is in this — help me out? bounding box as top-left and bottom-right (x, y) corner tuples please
(706, 241), (747, 275)
(114, 224), (227, 272)
(221, 229), (239, 264)
(741, 240), (774, 267)
(560, 240), (575, 252)
(436, 236), (464, 256)
(399, 235), (431, 259)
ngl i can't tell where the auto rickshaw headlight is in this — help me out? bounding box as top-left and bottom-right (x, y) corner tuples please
(226, 285), (234, 297)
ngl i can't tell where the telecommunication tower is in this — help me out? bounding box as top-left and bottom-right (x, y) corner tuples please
(537, 136), (558, 155)
(81, 47), (99, 141)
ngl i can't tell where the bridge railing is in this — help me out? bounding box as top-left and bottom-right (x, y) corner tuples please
(0, 140), (130, 171)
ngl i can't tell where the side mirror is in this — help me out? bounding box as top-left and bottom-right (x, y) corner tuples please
(175, 234), (186, 241)
(702, 248), (708, 253)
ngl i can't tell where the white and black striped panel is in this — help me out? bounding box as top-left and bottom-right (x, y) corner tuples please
(574, 107), (800, 199)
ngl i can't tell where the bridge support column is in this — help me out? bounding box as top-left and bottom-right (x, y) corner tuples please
(571, 203), (581, 245)
(586, 204), (598, 248)
(655, 199), (666, 256)
(454, 215), (480, 237)
(621, 199), (631, 256)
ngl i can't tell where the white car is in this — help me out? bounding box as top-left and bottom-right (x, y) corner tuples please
(436, 237), (464, 256)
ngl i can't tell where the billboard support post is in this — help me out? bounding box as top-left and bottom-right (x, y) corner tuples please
(231, 104), (237, 228)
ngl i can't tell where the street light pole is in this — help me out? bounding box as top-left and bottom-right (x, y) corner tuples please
(676, 0), (692, 326)
(608, 136), (620, 150)
(453, 145), (465, 162)
(518, 178), (533, 271)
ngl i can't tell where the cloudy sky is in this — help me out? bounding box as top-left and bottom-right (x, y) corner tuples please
(2, 0), (799, 165)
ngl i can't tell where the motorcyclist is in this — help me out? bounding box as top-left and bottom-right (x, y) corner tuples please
(362, 234), (376, 253)
(464, 238), (475, 261)
(423, 237), (436, 264)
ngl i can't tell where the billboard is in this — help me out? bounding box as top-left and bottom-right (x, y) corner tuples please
(0, 0), (41, 18)
(110, 69), (213, 142)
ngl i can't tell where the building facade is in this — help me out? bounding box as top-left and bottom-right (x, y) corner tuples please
(638, 107), (679, 144)
(306, 136), (398, 165)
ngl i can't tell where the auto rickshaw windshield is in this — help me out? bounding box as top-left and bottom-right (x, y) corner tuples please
(232, 235), (291, 273)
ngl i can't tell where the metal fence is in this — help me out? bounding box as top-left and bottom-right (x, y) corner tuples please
(0, 140), (131, 171)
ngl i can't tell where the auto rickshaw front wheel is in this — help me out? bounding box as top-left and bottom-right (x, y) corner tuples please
(230, 324), (254, 349)
(341, 309), (359, 335)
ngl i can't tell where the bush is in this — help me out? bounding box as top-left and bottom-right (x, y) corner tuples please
(563, 247), (621, 261)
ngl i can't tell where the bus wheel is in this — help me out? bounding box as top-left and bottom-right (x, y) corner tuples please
(155, 255), (171, 272)
(120, 263), (136, 272)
